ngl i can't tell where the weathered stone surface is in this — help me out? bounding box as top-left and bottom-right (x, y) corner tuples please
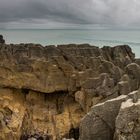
(125, 63), (140, 91)
(79, 95), (128, 140)
(101, 45), (135, 68)
(79, 90), (140, 140)
(0, 43), (134, 94)
(0, 88), (84, 140)
(0, 41), (138, 140)
(114, 98), (140, 140)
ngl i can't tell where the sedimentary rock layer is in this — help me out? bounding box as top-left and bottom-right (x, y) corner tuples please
(0, 42), (139, 140)
(79, 90), (140, 140)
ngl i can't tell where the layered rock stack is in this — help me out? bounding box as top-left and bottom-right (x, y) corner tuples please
(0, 39), (139, 140)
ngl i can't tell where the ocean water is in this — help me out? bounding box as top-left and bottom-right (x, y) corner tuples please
(0, 29), (140, 57)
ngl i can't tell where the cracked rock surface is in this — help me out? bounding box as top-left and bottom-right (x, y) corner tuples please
(79, 90), (140, 140)
(0, 41), (139, 140)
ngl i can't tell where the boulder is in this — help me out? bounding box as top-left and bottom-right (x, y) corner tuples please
(79, 95), (128, 140)
(79, 90), (140, 140)
(114, 98), (140, 140)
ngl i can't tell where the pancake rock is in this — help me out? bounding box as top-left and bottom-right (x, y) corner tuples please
(79, 90), (140, 140)
(0, 40), (138, 140)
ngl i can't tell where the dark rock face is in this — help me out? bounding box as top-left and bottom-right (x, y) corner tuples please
(0, 35), (5, 44)
(0, 42), (139, 140)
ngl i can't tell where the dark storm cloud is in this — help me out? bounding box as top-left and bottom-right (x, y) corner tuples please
(0, 0), (92, 24)
(0, 0), (140, 27)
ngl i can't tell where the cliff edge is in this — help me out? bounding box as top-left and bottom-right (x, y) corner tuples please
(0, 37), (139, 140)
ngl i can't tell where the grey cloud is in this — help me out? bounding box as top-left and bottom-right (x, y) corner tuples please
(0, 0), (140, 28)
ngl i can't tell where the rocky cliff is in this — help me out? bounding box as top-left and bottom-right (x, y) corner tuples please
(0, 40), (139, 140)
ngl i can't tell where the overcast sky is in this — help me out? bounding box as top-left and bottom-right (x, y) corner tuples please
(0, 0), (140, 29)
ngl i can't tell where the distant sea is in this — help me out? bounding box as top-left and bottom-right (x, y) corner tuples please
(0, 29), (140, 58)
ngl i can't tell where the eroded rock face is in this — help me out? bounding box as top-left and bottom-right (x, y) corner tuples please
(79, 90), (140, 140)
(79, 95), (128, 140)
(0, 88), (83, 140)
(0, 44), (134, 93)
(114, 98), (140, 140)
(0, 42), (138, 140)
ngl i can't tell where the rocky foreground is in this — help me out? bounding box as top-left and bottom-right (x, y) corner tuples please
(0, 37), (140, 140)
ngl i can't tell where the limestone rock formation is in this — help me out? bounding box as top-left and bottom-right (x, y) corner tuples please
(0, 40), (139, 140)
(79, 95), (128, 140)
(79, 90), (140, 140)
(114, 97), (140, 140)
